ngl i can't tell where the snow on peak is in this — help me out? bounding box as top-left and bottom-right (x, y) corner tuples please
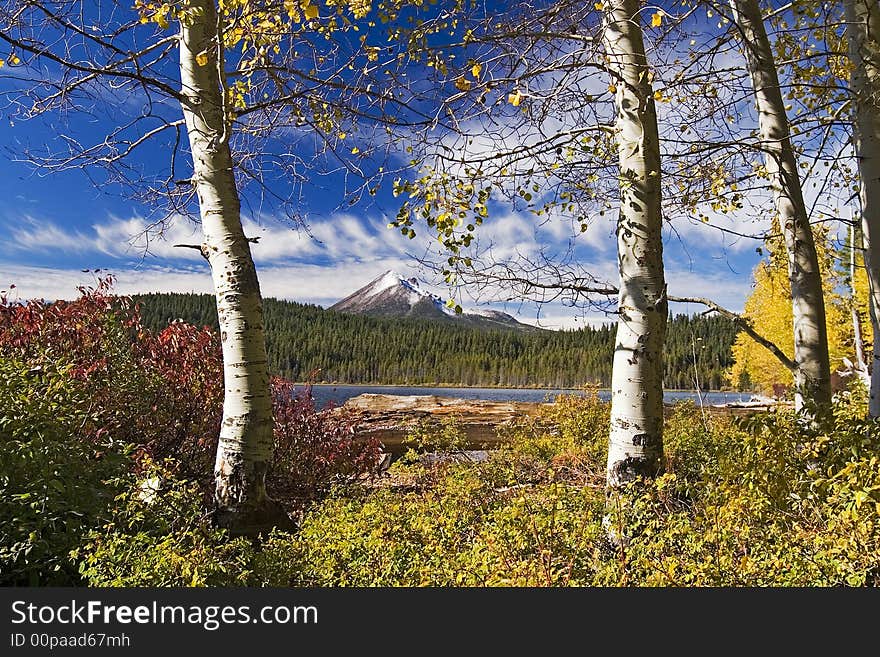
(364, 270), (432, 307)
(370, 272), (514, 318)
(369, 270), (407, 294)
(332, 270), (526, 327)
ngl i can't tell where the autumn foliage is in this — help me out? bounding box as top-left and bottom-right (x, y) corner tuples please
(730, 226), (858, 395)
(0, 276), (380, 502)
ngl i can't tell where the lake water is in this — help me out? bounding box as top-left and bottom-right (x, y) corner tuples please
(306, 384), (755, 409)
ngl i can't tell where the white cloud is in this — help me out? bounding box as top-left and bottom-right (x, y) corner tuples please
(0, 264), (214, 302)
(0, 258), (756, 331)
(666, 269), (754, 314)
(0, 259), (430, 308)
(6, 217), (92, 255)
(0, 202), (757, 323)
(508, 308), (612, 331)
(667, 210), (771, 254)
(4, 213), (407, 265)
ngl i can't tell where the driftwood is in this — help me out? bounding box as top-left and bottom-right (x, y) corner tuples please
(337, 393), (784, 455)
(335, 394), (544, 454)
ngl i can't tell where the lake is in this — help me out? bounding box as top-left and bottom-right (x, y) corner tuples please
(305, 384), (756, 409)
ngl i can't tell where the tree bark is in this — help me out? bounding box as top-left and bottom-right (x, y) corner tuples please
(179, 0), (283, 532)
(845, 0), (880, 417)
(730, 0), (832, 414)
(603, 0), (666, 488)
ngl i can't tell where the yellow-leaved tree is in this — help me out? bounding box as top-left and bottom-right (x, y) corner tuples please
(852, 246), (875, 364)
(731, 222), (853, 396)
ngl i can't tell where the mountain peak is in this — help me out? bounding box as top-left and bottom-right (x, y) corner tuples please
(330, 270), (455, 318)
(370, 271), (432, 300)
(329, 271), (536, 331)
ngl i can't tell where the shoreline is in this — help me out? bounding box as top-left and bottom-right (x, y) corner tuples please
(334, 392), (780, 455)
(295, 382), (745, 394)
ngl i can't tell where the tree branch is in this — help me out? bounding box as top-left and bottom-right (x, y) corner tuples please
(0, 30), (184, 102)
(668, 295), (796, 371)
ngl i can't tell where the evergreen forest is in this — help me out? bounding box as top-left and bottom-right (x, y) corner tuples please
(134, 292), (738, 389)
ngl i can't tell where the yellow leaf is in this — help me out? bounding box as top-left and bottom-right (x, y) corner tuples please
(303, 3), (319, 20)
(0, 60), (4, 68)
(351, 147), (360, 154)
(653, 90), (662, 100)
(196, 51), (209, 66)
(594, 2), (604, 9)
(454, 77), (472, 91)
(608, 83), (617, 93)
(338, 132), (346, 140)
(471, 62), (482, 78)
(651, 12), (662, 27)
(155, 13), (169, 30)
(508, 90), (521, 106)
(9, 54), (20, 65)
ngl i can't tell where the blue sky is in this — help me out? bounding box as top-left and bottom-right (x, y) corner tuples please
(0, 161), (765, 329)
(0, 1), (781, 330)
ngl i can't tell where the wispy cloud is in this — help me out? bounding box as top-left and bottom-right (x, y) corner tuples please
(0, 257), (755, 329)
(3, 213), (407, 265)
(666, 269), (754, 314)
(0, 264), (214, 302)
(0, 259), (426, 307)
(6, 217), (93, 255)
(0, 204), (757, 323)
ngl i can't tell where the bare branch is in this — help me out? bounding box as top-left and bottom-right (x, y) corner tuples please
(667, 295), (796, 372)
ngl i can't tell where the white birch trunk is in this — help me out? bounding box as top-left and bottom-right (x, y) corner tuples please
(179, 0), (280, 530)
(845, 0), (880, 417)
(603, 0), (666, 487)
(730, 0), (832, 413)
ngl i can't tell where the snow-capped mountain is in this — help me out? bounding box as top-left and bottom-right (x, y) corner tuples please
(329, 271), (531, 330)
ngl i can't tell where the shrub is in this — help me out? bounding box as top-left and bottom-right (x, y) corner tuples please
(0, 279), (221, 481)
(1, 278), (379, 499)
(133, 321), (223, 481)
(268, 379), (382, 504)
(0, 358), (129, 585)
(70, 388), (880, 588)
(601, 390), (880, 586)
(77, 459), (256, 587)
(277, 466), (606, 587)
(1, 279), (380, 585)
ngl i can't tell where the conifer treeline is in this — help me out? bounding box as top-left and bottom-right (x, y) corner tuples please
(133, 293), (738, 389)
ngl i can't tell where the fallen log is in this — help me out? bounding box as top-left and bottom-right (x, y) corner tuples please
(335, 393), (784, 455)
(333, 393), (543, 455)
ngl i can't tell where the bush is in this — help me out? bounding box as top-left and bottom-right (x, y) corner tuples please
(69, 387), (880, 587)
(264, 398), (613, 587)
(0, 279), (380, 585)
(276, 467), (605, 587)
(268, 379), (382, 504)
(0, 279), (222, 482)
(77, 459), (256, 587)
(133, 321), (223, 481)
(1, 277), (379, 492)
(601, 390), (880, 586)
(0, 358), (129, 585)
